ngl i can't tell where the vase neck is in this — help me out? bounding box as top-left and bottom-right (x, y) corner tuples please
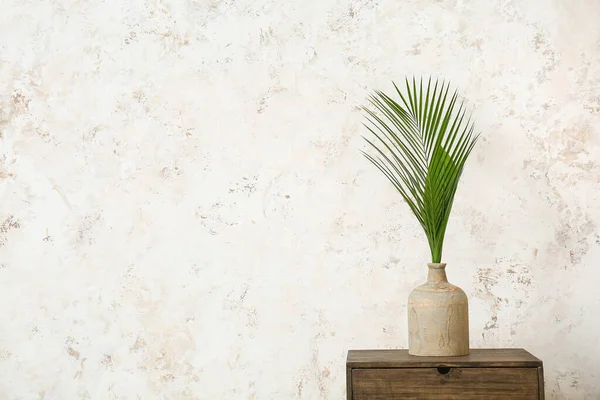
(427, 263), (448, 283)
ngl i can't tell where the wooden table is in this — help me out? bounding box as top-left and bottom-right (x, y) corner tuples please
(346, 348), (544, 399)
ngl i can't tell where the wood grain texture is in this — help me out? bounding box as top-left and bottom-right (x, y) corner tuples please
(347, 348), (542, 368)
(346, 349), (545, 400)
(346, 366), (353, 400)
(538, 366), (545, 400)
(352, 367), (539, 400)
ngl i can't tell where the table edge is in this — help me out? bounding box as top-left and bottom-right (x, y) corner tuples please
(346, 348), (543, 368)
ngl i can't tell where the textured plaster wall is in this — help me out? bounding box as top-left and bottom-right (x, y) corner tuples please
(1, 0), (600, 398)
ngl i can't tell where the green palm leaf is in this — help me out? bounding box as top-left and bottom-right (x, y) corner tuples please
(362, 77), (479, 263)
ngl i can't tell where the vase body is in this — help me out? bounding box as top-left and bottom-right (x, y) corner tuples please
(408, 263), (469, 356)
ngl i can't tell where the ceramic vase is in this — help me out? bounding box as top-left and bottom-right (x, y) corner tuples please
(408, 263), (469, 356)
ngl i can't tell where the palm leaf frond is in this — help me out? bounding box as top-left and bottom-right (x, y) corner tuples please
(362, 77), (479, 263)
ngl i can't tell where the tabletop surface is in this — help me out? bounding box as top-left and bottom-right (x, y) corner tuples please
(347, 348), (543, 368)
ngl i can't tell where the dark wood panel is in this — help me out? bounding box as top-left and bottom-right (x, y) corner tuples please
(538, 366), (545, 400)
(352, 367), (539, 400)
(346, 366), (353, 400)
(347, 348), (542, 368)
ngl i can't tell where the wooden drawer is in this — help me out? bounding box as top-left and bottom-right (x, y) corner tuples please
(352, 367), (539, 399)
(347, 349), (544, 400)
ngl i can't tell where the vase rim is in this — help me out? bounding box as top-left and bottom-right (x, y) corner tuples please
(427, 263), (447, 269)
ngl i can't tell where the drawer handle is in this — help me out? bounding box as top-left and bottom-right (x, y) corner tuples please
(437, 367), (451, 375)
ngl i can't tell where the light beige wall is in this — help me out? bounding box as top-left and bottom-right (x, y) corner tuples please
(1, 0), (599, 398)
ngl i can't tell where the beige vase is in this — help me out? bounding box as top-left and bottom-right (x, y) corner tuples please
(408, 263), (469, 356)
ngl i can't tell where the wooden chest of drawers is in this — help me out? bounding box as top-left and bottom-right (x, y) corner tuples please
(346, 348), (544, 399)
